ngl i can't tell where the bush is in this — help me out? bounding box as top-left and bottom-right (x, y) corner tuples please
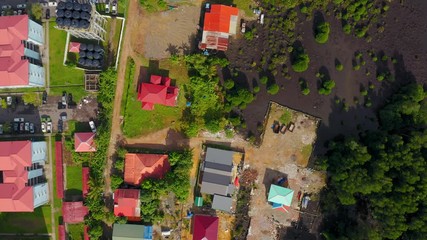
(343, 24), (352, 34)
(353, 65), (361, 71)
(253, 86), (260, 93)
(318, 79), (336, 96)
(224, 79), (234, 90)
(302, 87), (310, 95)
(22, 92), (41, 106)
(291, 52), (310, 72)
(267, 84), (280, 95)
(280, 110), (292, 124)
(335, 63), (344, 71)
(260, 76), (268, 85)
(315, 22), (330, 44)
(360, 89), (368, 96)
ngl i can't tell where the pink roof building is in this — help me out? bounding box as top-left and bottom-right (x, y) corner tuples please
(114, 189), (141, 219)
(74, 132), (96, 152)
(0, 15), (45, 88)
(82, 167), (90, 197)
(62, 201), (89, 224)
(0, 140), (49, 212)
(137, 75), (179, 110)
(124, 153), (171, 185)
(69, 42), (81, 52)
(193, 215), (219, 240)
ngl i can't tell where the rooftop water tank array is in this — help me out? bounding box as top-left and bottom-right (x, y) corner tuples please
(56, 1), (92, 29)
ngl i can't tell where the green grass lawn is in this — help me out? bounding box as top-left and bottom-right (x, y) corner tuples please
(121, 58), (189, 138)
(66, 165), (83, 196)
(233, 0), (255, 17)
(48, 22), (86, 101)
(68, 223), (85, 240)
(0, 205), (52, 233)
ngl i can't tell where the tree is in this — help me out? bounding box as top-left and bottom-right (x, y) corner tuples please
(22, 92), (41, 106)
(110, 174), (123, 190)
(315, 22), (330, 44)
(279, 110), (292, 124)
(224, 79), (234, 90)
(260, 76), (269, 85)
(291, 48), (310, 72)
(29, 4), (43, 21)
(335, 61), (344, 71)
(267, 83), (280, 95)
(88, 225), (103, 239)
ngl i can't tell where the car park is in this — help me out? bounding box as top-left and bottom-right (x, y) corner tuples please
(29, 123), (34, 134)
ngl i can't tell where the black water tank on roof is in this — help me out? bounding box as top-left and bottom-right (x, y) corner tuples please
(64, 10), (72, 18)
(79, 51), (86, 58)
(72, 11), (80, 19)
(56, 9), (64, 18)
(87, 44), (94, 51)
(71, 19), (79, 28)
(94, 45), (102, 52)
(78, 57), (86, 65)
(57, 2), (65, 10)
(79, 43), (87, 51)
(86, 59), (93, 67)
(93, 60), (100, 68)
(93, 52), (100, 60)
(56, 17), (64, 26)
(86, 51), (93, 59)
(65, 2), (73, 10)
(63, 18), (71, 27)
(80, 11), (90, 20)
(73, 3), (81, 11)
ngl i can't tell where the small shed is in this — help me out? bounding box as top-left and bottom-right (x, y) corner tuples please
(268, 184), (294, 206)
(112, 224), (153, 240)
(212, 194), (232, 212)
(195, 196), (203, 207)
(69, 42), (81, 52)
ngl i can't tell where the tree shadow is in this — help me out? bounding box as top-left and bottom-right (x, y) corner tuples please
(312, 11), (325, 36)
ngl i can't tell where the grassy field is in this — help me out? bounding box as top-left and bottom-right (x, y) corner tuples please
(66, 165), (83, 196)
(48, 22), (86, 101)
(0, 205), (52, 233)
(121, 58), (189, 138)
(68, 223), (85, 240)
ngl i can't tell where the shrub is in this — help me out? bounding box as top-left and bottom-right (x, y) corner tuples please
(224, 79), (234, 90)
(302, 87), (310, 95)
(253, 86), (260, 93)
(343, 24), (352, 34)
(382, 55), (388, 62)
(336, 63), (344, 71)
(353, 65), (361, 71)
(225, 129), (234, 138)
(318, 79), (336, 96)
(391, 58), (398, 64)
(315, 22), (330, 44)
(360, 89), (368, 96)
(377, 73), (385, 81)
(260, 76), (268, 85)
(372, 56), (378, 62)
(22, 92), (41, 106)
(280, 110), (292, 124)
(291, 52), (310, 72)
(267, 84), (280, 95)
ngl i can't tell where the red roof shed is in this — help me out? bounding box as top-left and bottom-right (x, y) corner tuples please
(62, 201), (88, 224)
(74, 132), (96, 152)
(124, 153), (170, 186)
(114, 189), (141, 218)
(193, 215), (219, 240)
(69, 42), (81, 53)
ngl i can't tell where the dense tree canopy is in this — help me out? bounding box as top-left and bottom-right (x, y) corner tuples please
(321, 84), (427, 239)
(315, 22), (330, 44)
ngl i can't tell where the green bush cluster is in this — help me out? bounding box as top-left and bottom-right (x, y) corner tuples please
(314, 22), (330, 44)
(291, 47), (310, 73)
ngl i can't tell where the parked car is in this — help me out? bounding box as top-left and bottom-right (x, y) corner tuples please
(48, 1), (58, 7)
(6, 96), (12, 106)
(62, 92), (67, 107)
(60, 112), (67, 121)
(14, 117), (24, 122)
(29, 123), (34, 134)
(41, 122), (46, 133)
(47, 122), (52, 133)
(67, 93), (73, 107)
(58, 120), (63, 133)
(1, 11), (5, 16)
(18, 9), (22, 15)
(1, 5), (11, 10)
(19, 122), (24, 132)
(13, 11), (17, 15)
(111, 1), (117, 15)
(0, 124), (3, 135)
(13, 122), (18, 133)
(89, 121), (96, 133)
(205, 3), (211, 12)
(45, 9), (50, 19)
(42, 91), (47, 104)
(17, 4), (26, 9)
(24, 122), (29, 132)
(105, 3), (110, 13)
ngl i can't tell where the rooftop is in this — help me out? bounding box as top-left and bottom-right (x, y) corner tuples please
(114, 189), (141, 218)
(193, 215), (219, 240)
(137, 75), (178, 110)
(62, 201), (89, 224)
(74, 132), (96, 152)
(124, 153), (170, 186)
(112, 224), (153, 240)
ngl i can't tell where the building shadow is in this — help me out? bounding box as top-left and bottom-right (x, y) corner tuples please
(262, 168), (288, 199)
(137, 60), (170, 87)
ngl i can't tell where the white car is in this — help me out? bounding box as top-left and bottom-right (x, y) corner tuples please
(47, 122), (52, 133)
(89, 121), (96, 133)
(6, 96), (12, 106)
(41, 122), (46, 133)
(17, 4), (26, 9)
(105, 3), (110, 13)
(48, 2), (57, 7)
(18, 10), (22, 15)
(1, 5), (11, 10)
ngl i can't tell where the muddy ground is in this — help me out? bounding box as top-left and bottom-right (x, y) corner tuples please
(225, 0), (427, 156)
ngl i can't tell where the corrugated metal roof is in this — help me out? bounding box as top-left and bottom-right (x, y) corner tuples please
(113, 224), (152, 240)
(212, 194), (232, 212)
(205, 147), (234, 166)
(200, 182), (228, 196)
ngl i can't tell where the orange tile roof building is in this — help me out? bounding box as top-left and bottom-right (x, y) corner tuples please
(74, 132), (96, 152)
(0, 15), (45, 88)
(124, 153), (171, 186)
(62, 201), (88, 224)
(0, 140), (49, 212)
(113, 189), (141, 219)
(199, 5), (239, 51)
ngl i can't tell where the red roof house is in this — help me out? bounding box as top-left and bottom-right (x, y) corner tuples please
(0, 141), (34, 212)
(193, 215), (219, 240)
(200, 5), (239, 51)
(82, 167), (90, 197)
(114, 189), (141, 218)
(62, 201), (89, 224)
(74, 132), (96, 152)
(124, 153), (171, 185)
(137, 75), (179, 110)
(69, 42), (81, 52)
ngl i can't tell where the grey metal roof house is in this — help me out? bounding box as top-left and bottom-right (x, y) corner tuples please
(200, 147), (236, 196)
(212, 194), (233, 212)
(112, 224), (153, 240)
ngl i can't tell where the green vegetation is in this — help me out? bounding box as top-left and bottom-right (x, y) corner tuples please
(260, 76), (268, 85)
(29, 4), (43, 22)
(314, 22), (330, 44)
(48, 23), (86, 101)
(244, 28), (257, 41)
(224, 79), (235, 90)
(291, 46), (310, 73)
(139, 0), (167, 12)
(267, 83), (280, 95)
(335, 61), (343, 71)
(279, 110), (292, 125)
(320, 84), (427, 239)
(122, 58), (189, 137)
(22, 92), (42, 106)
(68, 223), (85, 240)
(66, 165), (83, 195)
(0, 205), (51, 233)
